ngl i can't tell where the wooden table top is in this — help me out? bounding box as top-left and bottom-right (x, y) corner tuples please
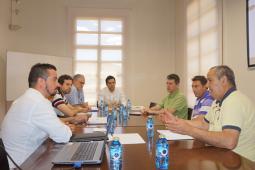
(21, 115), (255, 170)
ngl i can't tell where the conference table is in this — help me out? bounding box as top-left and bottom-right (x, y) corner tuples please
(21, 115), (255, 170)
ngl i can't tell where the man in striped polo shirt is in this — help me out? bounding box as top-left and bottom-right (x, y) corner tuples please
(191, 75), (214, 120)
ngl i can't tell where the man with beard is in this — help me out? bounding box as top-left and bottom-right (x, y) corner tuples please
(52, 74), (90, 123)
(1, 63), (72, 168)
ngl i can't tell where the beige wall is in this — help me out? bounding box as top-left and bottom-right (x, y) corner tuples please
(0, 0), (9, 121)
(223, 0), (255, 103)
(174, 0), (187, 92)
(0, 0), (175, 119)
(175, 0), (255, 105)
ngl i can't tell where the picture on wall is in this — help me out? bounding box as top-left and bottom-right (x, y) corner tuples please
(247, 0), (255, 67)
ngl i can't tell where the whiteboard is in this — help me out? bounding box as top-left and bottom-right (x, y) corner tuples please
(6, 51), (73, 101)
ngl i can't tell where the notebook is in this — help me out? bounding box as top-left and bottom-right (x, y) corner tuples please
(52, 140), (105, 165)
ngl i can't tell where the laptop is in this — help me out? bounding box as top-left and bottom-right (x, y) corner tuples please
(70, 131), (108, 142)
(52, 140), (105, 165)
(70, 114), (112, 142)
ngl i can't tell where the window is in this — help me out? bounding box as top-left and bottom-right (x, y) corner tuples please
(186, 0), (221, 105)
(74, 18), (124, 105)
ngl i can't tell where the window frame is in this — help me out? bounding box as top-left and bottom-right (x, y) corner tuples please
(72, 17), (126, 105)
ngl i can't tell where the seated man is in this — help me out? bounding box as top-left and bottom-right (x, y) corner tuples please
(65, 74), (90, 109)
(52, 74), (90, 123)
(99, 75), (126, 108)
(1, 63), (72, 168)
(162, 65), (255, 161)
(144, 74), (188, 119)
(191, 75), (214, 120)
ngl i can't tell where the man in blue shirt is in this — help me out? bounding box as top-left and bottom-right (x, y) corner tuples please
(191, 75), (214, 120)
(65, 74), (90, 109)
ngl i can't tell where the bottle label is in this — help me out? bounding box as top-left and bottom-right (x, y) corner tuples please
(147, 123), (153, 129)
(157, 147), (168, 156)
(113, 152), (120, 160)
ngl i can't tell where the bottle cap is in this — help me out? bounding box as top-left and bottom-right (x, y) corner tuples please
(113, 136), (119, 141)
(148, 115), (152, 119)
(159, 134), (166, 139)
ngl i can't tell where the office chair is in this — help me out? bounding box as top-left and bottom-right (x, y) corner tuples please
(188, 108), (193, 120)
(0, 138), (9, 170)
(0, 138), (22, 170)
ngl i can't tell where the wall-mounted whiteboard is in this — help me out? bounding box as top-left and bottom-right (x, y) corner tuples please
(6, 51), (73, 101)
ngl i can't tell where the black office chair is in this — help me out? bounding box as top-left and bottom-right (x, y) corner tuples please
(188, 108), (193, 120)
(149, 102), (157, 108)
(0, 139), (9, 170)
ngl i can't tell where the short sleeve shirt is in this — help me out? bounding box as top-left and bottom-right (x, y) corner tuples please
(159, 90), (188, 119)
(205, 89), (255, 161)
(192, 90), (214, 119)
(52, 89), (68, 117)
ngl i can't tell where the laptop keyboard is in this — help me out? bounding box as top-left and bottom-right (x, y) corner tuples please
(71, 142), (98, 161)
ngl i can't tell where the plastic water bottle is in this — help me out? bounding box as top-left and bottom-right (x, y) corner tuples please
(104, 104), (109, 117)
(118, 104), (124, 124)
(112, 109), (117, 133)
(156, 135), (169, 169)
(122, 107), (128, 126)
(126, 99), (132, 118)
(99, 96), (104, 116)
(107, 113), (114, 135)
(110, 137), (122, 170)
(146, 116), (154, 137)
(147, 136), (153, 155)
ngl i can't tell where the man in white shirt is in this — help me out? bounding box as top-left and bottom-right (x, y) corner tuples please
(1, 63), (72, 168)
(99, 75), (126, 108)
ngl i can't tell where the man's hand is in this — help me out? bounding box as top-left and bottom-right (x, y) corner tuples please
(165, 118), (192, 135)
(81, 106), (90, 113)
(65, 122), (76, 133)
(159, 110), (177, 123)
(72, 114), (89, 124)
(142, 108), (158, 115)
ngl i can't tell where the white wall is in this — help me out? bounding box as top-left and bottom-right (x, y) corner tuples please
(0, 0), (175, 119)
(223, 0), (255, 103)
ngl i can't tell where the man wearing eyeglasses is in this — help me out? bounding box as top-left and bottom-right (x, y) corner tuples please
(65, 74), (90, 109)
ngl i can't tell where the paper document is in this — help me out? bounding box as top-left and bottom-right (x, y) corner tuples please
(87, 114), (107, 125)
(108, 133), (145, 144)
(83, 127), (107, 133)
(157, 130), (193, 140)
(93, 128), (107, 132)
(131, 106), (145, 111)
(130, 111), (142, 115)
(90, 106), (98, 112)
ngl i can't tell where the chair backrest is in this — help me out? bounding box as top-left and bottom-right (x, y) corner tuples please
(0, 139), (10, 170)
(188, 108), (193, 120)
(149, 102), (157, 108)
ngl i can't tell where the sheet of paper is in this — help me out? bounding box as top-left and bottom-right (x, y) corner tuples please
(87, 114), (107, 125)
(90, 106), (98, 112)
(83, 127), (107, 133)
(130, 111), (142, 115)
(93, 128), (107, 132)
(131, 106), (145, 111)
(157, 130), (193, 140)
(108, 133), (145, 144)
